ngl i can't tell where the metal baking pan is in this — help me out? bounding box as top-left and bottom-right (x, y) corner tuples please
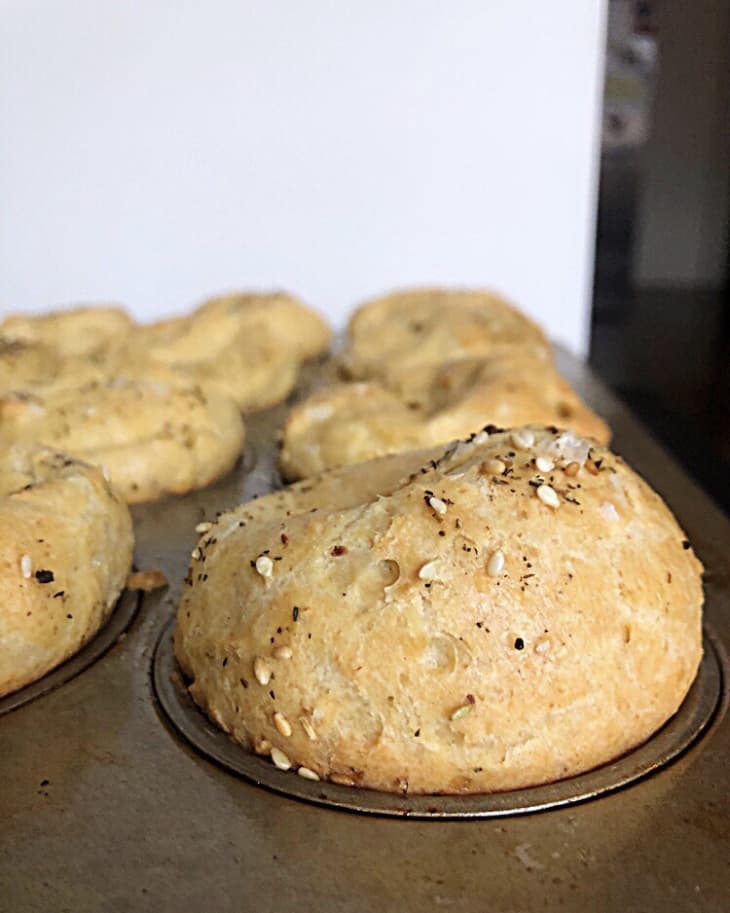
(1, 350), (729, 913)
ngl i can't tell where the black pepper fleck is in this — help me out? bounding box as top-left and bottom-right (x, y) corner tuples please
(514, 637), (525, 650)
(34, 569), (54, 584)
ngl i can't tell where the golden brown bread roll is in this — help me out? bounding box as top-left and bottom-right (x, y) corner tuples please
(134, 291), (332, 411)
(341, 288), (552, 382)
(0, 305), (134, 359)
(0, 444), (133, 697)
(0, 338), (113, 396)
(176, 425), (703, 795)
(280, 353), (610, 479)
(0, 379), (245, 504)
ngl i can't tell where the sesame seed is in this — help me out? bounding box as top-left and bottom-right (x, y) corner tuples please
(253, 656), (272, 686)
(564, 461), (580, 477)
(195, 521), (212, 534)
(270, 747), (292, 770)
(297, 766), (320, 781)
(487, 549), (505, 577)
(535, 456), (554, 473)
(482, 458), (506, 475)
(210, 707), (226, 729)
(20, 554), (32, 579)
(536, 484), (560, 509)
(330, 772), (356, 786)
(427, 496), (448, 515)
(473, 430), (490, 446)
(535, 638), (551, 654)
(254, 738), (271, 754)
(418, 559), (440, 580)
(255, 555), (274, 577)
(191, 547), (201, 560)
(511, 429), (535, 449)
(273, 645), (292, 660)
(299, 716), (318, 740)
(450, 704), (474, 722)
(273, 712), (292, 737)
(101, 465), (111, 482)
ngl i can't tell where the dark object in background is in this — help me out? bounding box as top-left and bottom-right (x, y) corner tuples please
(590, 0), (730, 514)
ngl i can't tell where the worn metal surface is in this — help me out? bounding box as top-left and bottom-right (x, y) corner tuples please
(1, 351), (729, 913)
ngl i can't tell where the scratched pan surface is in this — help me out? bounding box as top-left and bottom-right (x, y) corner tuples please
(1, 350), (729, 913)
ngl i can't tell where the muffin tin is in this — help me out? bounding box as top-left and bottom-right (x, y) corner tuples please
(2, 350), (729, 913)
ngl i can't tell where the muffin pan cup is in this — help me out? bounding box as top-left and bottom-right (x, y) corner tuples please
(1, 350), (729, 913)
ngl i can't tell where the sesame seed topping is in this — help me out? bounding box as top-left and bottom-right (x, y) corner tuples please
(534, 638), (551, 654)
(255, 555), (274, 577)
(487, 549), (505, 577)
(535, 456), (554, 473)
(427, 496), (448, 516)
(273, 712), (292, 737)
(254, 738), (271, 754)
(482, 458), (506, 475)
(511, 429), (535, 449)
(270, 747), (292, 770)
(20, 554), (32, 579)
(253, 656), (272, 686)
(450, 703), (474, 722)
(300, 717), (318, 741)
(195, 521), (212, 534)
(564, 461), (580, 477)
(273, 645), (292, 660)
(418, 559), (440, 580)
(297, 766), (320, 781)
(330, 772), (356, 786)
(473, 429), (490, 446)
(191, 547), (201, 560)
(536, 484), (560, 509)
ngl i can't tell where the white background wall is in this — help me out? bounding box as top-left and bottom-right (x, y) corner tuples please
(0, 1), (606, 355)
